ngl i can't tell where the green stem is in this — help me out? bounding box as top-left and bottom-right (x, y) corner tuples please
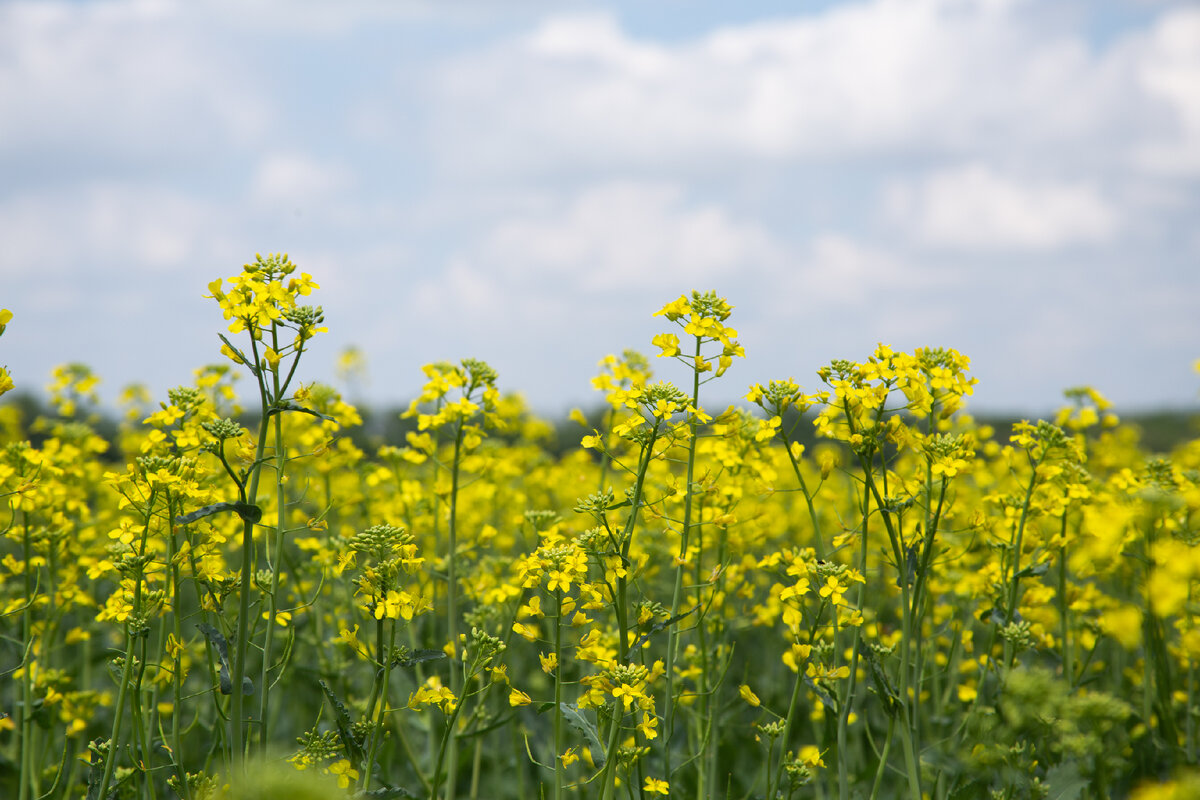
(597, 703), (628, 800)
(469, 738), (483, 800)
(229, 514), (256, 770)
(858, 463), (921, 800)
(443, 419), (466, 800)
(782, 436), (826, 559)
(133, 494), (158, 800)
(18, 512), (36, 800)
(553, 589), (564, 800)
(598, 423), (661, 800)
(132, 631), (158, 800)
(1057, 513), (1073, 687)
(837, 477), (873, 800)
(429, 649), (478, 800)
(365, 616), (400, 792)
(908, 477), (947, 749)
(772, 648), (808, 793)
(258, 353), (288, 749)
(230, 333), (274, 771)
(97, 629), (138, 800)
(97, 489), (156, 800)
(867, 717), (896, 800)
(168, 499), (190, 800)
(664, 335), (703, 789)
(1189, 585), (1197, 763)
(1003, 458), (1041, 671)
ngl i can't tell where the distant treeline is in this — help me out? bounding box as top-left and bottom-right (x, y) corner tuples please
(2, 390), (1197, 462)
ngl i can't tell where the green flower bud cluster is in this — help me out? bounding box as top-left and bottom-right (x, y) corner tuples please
(347, 523), (413, 563)
(202, 417), (245, 441)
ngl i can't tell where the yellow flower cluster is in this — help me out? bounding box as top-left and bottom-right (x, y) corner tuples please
(652, 290), (745, 377)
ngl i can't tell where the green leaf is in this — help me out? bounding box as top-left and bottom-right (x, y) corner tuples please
(895, 543), (918, 589)
(627, 604), (699, 661)
(319, 679), (367, 770)
(84, 739), (105, 800)
(392, 649), (446, 669)
(1044, 763), (1087, 800)
(233, 502), (263, 523)
(803, 674), (837, 712)
(559, 703), (606, 768)
(269, 400), (336, 422)
(197, 623), (254, 696)
(217, 333), (258, 375)
(175, 501), (262, 526)
(862, 645), (901, 718)
(1016, 562), (1050, 579)
(356, 785), (417, 798)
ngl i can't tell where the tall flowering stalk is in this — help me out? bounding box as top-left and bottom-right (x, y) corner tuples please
(347, 523), (428, 791)
(798, 346), (976, 800)
(202, 254), (326, 767)
(579, 381), (682, 799)
(650, 291), (743, 796)
(402, 358), (500, 800)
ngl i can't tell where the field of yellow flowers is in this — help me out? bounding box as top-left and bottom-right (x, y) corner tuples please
(2, 256), (1199, 800)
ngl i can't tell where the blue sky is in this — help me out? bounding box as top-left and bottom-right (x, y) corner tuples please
(2, 0), (1198, 417)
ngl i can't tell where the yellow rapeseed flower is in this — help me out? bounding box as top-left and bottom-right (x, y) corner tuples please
(643, 777), (670, 795)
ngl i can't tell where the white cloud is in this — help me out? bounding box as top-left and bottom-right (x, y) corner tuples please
(0, 2), (271, 164)
(790, 234), (908, 305)
(885, 163), (1118, 249)
(1134, 8), (1200, 174)
(473, 181), (779, 292)
(409, 260), (502, 319)
(762, 232), (956, 338)
(0, 183), (232, 279)
(431, 0), (1143, 173)
(251, 153), (353, 205)
(528, 13), (669, 72)
(399, 181), (785, 400)
(209, 0), (451, 36)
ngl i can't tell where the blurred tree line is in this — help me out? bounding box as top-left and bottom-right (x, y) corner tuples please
(2, 389), (1197, 463)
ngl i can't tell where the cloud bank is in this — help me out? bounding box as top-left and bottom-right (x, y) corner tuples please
(1, 0), (1196, 414)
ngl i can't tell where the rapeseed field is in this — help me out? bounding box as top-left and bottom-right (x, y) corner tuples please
(2, 256), (1198, 799)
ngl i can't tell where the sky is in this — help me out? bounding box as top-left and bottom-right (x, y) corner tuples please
(2, 0), (1198, 419)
